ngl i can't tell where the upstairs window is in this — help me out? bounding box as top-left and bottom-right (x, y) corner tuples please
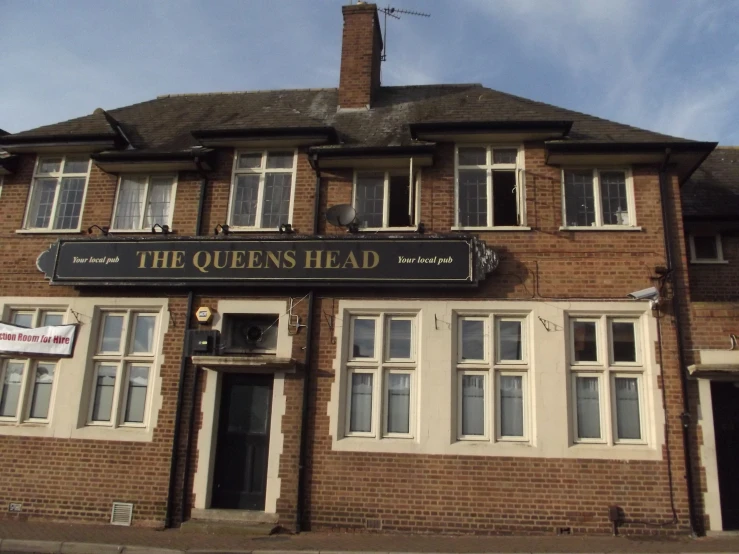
(353, 171), (418, 229)
(111, 175), (176, 230)
(689, 233), (725, 263)
(25, 156), (90, 231)
(0, 309), (65, 423)
(229, 150), (296, 230)
(455, 146), (523, 228)
(563, 169), (635, 228)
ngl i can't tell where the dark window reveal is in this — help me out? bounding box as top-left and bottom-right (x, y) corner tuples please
(493, 171), (518, 227)
(388, 175), (411, 228)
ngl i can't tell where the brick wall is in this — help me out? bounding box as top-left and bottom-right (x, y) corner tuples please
(0, 139), (698, 535)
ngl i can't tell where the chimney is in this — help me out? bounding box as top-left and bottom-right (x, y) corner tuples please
(338, 2), (383, 110)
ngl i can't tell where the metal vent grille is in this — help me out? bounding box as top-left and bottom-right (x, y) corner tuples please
(110, 502), (133, 526)
(365, 517), (382, 530)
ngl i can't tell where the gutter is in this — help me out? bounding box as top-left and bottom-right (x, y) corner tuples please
(658, 148), (700, 536)
(164, 163), (209, 528)
(296, 155), (321, 532)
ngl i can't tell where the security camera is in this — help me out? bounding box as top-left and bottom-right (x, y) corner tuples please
(628, 287), (660, 301)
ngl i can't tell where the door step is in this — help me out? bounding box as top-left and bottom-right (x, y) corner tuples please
(181, 509), (279, 536)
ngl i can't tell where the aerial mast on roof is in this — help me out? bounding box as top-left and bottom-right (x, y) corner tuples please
(378, 5), (431, 62)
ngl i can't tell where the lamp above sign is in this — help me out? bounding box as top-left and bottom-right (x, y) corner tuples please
(37, 236), (498, 287)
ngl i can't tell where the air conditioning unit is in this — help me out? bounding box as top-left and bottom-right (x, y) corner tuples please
(222, 314), (279, 354)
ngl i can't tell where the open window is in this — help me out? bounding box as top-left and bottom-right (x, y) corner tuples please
(353, 170), (418, 229)
(455, 146), (524, 228)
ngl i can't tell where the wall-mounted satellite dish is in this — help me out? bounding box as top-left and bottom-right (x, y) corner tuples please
(325, 204), (358, 228)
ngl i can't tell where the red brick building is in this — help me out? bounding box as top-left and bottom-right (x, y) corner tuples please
(680, 147), (739, 533)
(0, 2), (723, 536)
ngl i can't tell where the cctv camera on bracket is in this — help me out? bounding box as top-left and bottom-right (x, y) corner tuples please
(628, 286), (660, 309)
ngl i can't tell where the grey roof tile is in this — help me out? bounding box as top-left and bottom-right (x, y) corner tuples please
(5, 84), (698, 151)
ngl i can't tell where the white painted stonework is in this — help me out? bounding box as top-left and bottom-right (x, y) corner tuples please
(0, 296), (169, 442)
(328, 299), (665, 461)
(192, 299), (292, 513)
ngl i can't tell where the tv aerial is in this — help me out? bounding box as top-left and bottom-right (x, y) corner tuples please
(378, 5), (431, 62)
(325, 204), (359, 233)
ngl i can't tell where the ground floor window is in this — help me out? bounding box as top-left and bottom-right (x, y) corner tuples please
(344, 313), (417, 438)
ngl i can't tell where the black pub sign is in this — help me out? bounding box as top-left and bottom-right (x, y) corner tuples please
(37, 237), (498, 286)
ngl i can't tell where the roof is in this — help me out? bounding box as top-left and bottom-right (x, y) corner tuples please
(682, 147), (739, 220)
(1, 84), (699, 154)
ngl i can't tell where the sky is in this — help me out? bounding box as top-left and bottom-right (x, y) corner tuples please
(1, 0), (738, 144)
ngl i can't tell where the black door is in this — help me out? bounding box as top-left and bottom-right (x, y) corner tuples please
(711, 381), (739, 530)
(211, 373), (273, 510)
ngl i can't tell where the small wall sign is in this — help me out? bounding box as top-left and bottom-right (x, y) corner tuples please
(8, 502), (22, 513)
(195, 306), (213, 324)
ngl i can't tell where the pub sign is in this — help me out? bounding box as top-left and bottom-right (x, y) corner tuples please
(37, 236), (498, 287)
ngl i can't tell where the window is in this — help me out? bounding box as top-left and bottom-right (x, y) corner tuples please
(562, 169), (635, 228)
(25, 156), (90, 230)
(689, 233), (725, 263)
(112, 175), (175, 230)
(0, 309), (64, 423)
(229, 150), (296, 230)
(88, 310), (159, 427)
(455, 146), (523, 228)
(456, 315), (528, 441)
(345, 314), (416, 438)
(353, 171), (418, 229)
(569, 316), (646, 444)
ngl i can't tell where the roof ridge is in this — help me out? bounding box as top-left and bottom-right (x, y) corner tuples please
(381, 83), (482, 90)
(156, 87), (337, 99)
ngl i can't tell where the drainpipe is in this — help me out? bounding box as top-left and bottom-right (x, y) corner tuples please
(658, 148), (699, 536)
(296, 155), (321, 532)
(165, 165), (208, 528)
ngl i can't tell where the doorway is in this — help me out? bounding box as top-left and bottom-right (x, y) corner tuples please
(211, 373), (273, 510)
(711, 381), (739, 530)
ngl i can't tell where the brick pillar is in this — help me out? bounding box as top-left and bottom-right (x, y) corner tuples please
(338, 3), (383, 109)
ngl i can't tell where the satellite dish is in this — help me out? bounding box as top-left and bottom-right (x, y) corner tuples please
(325, 204), (357, 228)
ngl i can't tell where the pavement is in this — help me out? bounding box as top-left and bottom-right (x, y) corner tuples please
(1, 520), (739, 554)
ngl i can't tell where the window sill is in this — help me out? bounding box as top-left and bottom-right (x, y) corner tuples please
(690, 259), (729, 265)
(15, 229), (83, 235)
(359, 227), (420, 233)
(559, 226), (642, 232)
(225, 227), (283, 233)
(451, 226), (532, 232)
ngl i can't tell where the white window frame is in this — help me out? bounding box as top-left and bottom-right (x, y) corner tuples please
(352, 170), (420, 230)
(561, 168), (636, 229)
(110, 174), (177, 231)
(453, 145), (526, 230)
(455, 313), (530, 443)
(0, 308), (65, 424)
(344, 313), (418, 439)
(23, 155), (91, 232)
(689, 233), (727, 264)
(87, 309), (160, 428)
(569, 315), (647, 445)
(227, 149), (297, 231)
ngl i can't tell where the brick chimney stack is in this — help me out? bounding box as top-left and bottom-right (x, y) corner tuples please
(338, 2), (383, 110)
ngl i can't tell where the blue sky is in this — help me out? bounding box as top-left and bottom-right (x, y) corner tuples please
(1, 0), (737, 144)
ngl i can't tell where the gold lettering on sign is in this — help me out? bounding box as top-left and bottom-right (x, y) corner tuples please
(171, 251), (185, 269)
(342, 251), (359, 268)
(231, 251), (246, 269)
(247, 251), (263, 268)
(266, 251), (281, 268)
(151, 251), (169, 269)
(305, 250), (322, 269)
(193, 251), (211, 273)
(363, 250), (380, 269)
(283, 250), (296, 269)
(136, 251), (148, 268)
(325, 251), (340, 269)
(213, 251), (229, 269)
